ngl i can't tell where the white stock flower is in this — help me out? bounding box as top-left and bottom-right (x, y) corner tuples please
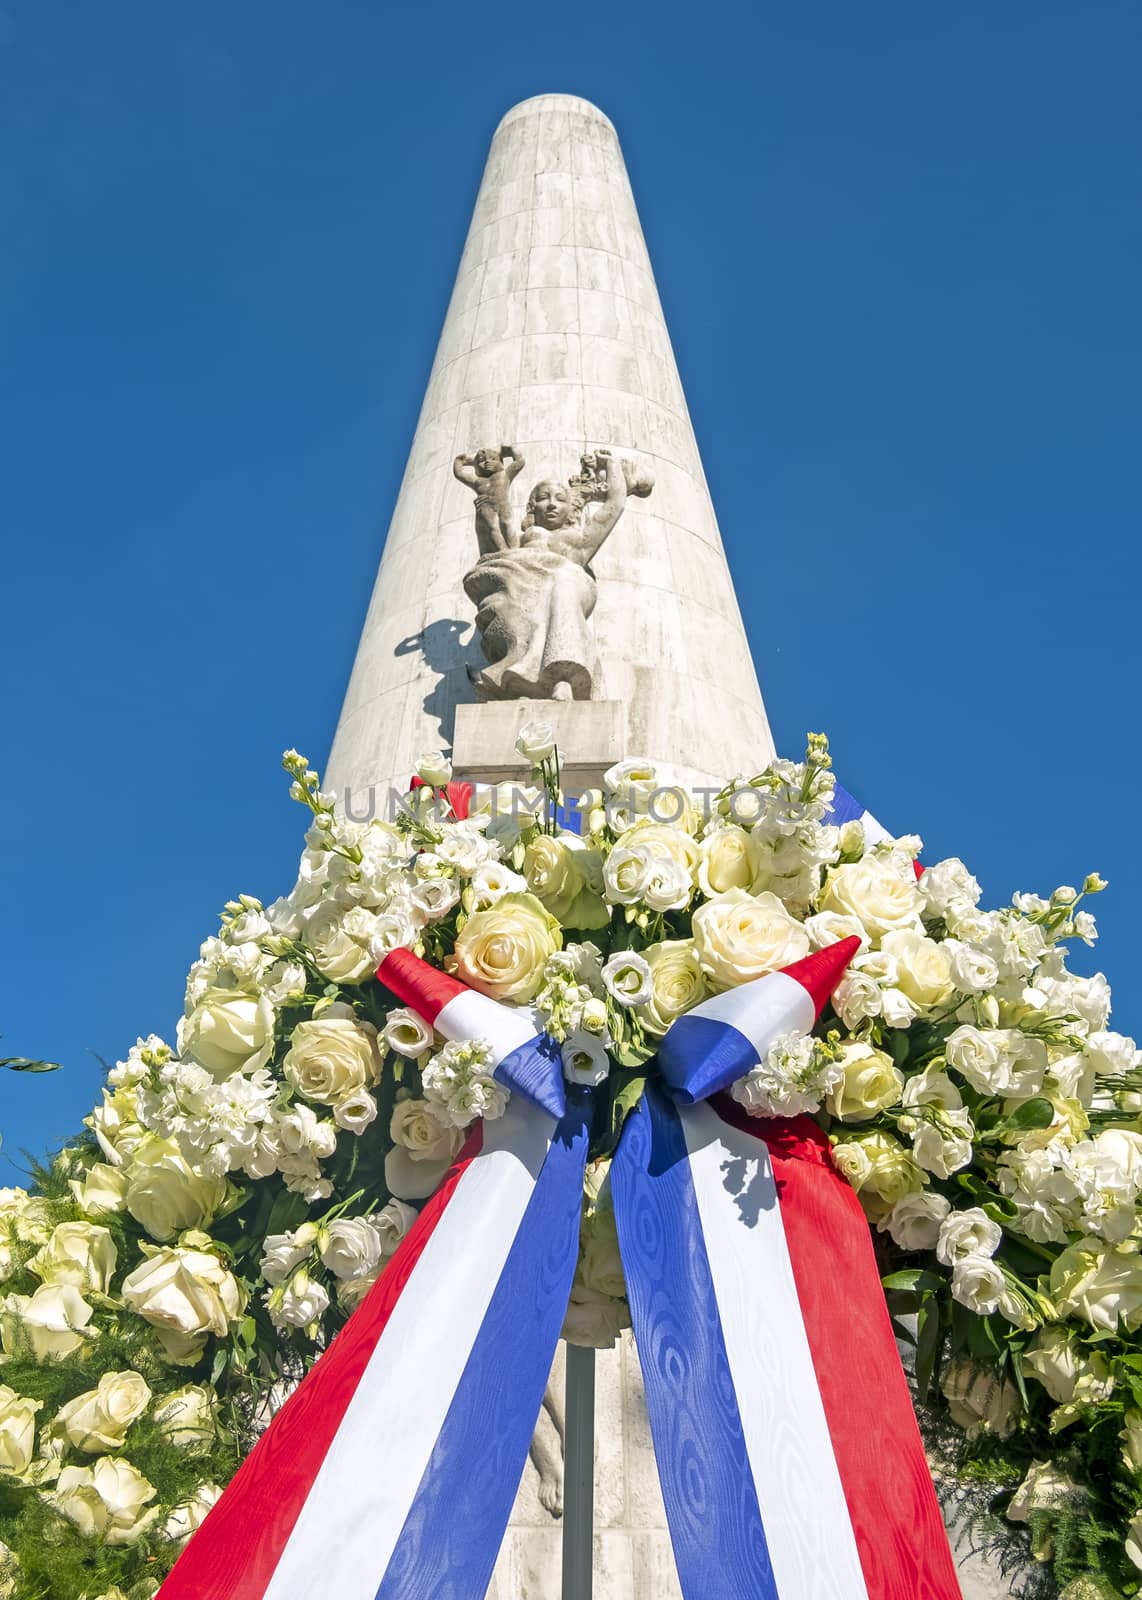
(55, 1371), (152, 1453)
(48, 1456), (159, 1545)
(601, 951), (653, 1008)
(731, 1032), (842, 1119)
(936, 1207), (1003, 1265)
(917, 858), (981, 919)
(945, 1026), (1047, 1098)
(421, 1039), (509, 1127)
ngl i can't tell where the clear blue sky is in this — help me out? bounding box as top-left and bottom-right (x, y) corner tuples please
(3, 3), (1140, 1175)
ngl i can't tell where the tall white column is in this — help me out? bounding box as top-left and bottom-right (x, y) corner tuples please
(325, 93), (774, 802)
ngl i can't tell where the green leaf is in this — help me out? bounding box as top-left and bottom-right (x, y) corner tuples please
(1003, 1097), (1056, 1131)
(0, 1055), (60, 1073)
(881, 1269), (944, 1294)
(915, 1301), (943, 1402)
(611, 1072), (648, 1135)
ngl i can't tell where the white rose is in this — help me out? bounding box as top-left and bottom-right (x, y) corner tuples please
(121, 1246), (245, 1338)
(804, 911), (869, 953)
(27, 1221), (117, 1294)
(601, 951), (653, 1008)
(830, 1132), (924, 1222)
(0, 1284), (95, 1361)
(878, 1191), (951, 1251)
(819, 858), (923, 943)
(516, 720), (557, 764)
(320, 1218), (384, 1281)
(153, 1384), (218, 1450)
(1049, 1236), (1142, 1333)
(635, 940), (708, 1037)
(943, 940), (999, 995)
(307, 901), (388, 984)
(691, 889), (810, 991)
(1128, 1510), (1142, 1573)
(0, 1385), (41, 1476)
(825, 1042), (902, 1123)
(124, 1137), (227, 1242)
(1022, 1326), (1113, 1404)
(162, 1482), (223, 1548)
(937, 1207), (1002, 1265)
(68, 1163), (129, 1217)
(562, 1030), (611, 1087)
(879, 930), (954, 1010)
(284, 1016), (382, 1106)
(55, 1371), (151, 1452)
(698, 826), (754, 896)
(1006, 1460), (1086, 1528)
(449, 893), (561, 1003)
(415, 751), (453, 786)
(337, 1275), (379, 1314)
(390, 1099), (462, 1163)
(178, 988), (275, 1078)
(374, 1199), (418, 1257)
(48, 1456), (158, 1545)
(941, 1359), (1021, 1438)
(950, 1256), (1007, 1315)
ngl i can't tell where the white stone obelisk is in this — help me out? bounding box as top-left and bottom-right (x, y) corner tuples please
(325, 93), (774, 807)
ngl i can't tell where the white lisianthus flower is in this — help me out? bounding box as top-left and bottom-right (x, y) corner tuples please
(390, 1099), (462, 1163)
(162, 1482), (223, 1548)
(601, 951), (653, 1009)
(153, 1384), (218, 1450)
(27, 1221), (117, 1294)
(68, 1162), (129, 1217)
(936, 1207), (1003, 1265)
(55, 1371), (152, 1453)
(831, 961), (887, 1029)
(320, 1218), (384, 1282)
(950, 1256), (1007, 1315)
(374, 1199), (418, 1257)
(945, 1025), (1048, 1099)
(516, 721), (557, 764)
(731, 1031), (842, 1119)
(124, 1137), (227, 1242)
(465, 860), (529, 910)
(0, 1385), (41, 1476)
(943, 940), (999, 995)
(907, 1110), (975, 1178)
(824, 1042), (902, 1123)
(383, 1007), (434, 1058)
(819, 858), (923, 943)
(878, 1191), (951, 1251)
(283, 1015), (382, 1106)
(178, 988), (275, 1079)
(635, 940), (708, 1037)
(48, 1456), (159, 1545)
(562, 1031), (611, 1087)
(121, 1245), (246, 1339)
(333, 1090), (378, 1134)
(941, 1359), (1021, 1438)
(261, 958), (308, 1007)
(269, 1269), (330, 1331)
(1084, 1030), (1140, 1079)
(415, 751), (452, 786)
(260, 1224), (318, 1286)
(1050, 1236), (1142, 1333)
(0, 1284), (95, 1361)
(411, 876), (461, 924)
(691, 889), (810, 991)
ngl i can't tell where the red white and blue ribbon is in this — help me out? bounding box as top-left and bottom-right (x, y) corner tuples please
(160, 1089), (590, 1600)
(163, 940), (960, 1600)
(828, 778), (894, 846)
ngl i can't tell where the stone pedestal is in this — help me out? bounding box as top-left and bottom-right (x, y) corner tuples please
(453, 699), (625, 795)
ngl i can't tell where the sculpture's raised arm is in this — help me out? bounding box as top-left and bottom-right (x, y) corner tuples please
(574, 450), (653, 565)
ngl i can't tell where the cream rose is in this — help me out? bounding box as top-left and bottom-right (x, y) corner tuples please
(162, 1481), (223, 1547)
(1023, 1326), (1114, 1404)
(121, 1246), (245, 1339)
(879, 930), (954, 1009)
(0, 1284), (95, 1361)
(390, 1098), (463, 1163)
(27, 1221), (117, 1294)
(819, 859), (923, 943)
(561, 1282), (631, 1349)
(55, 1371), (152, 1453)
(523, 836), (609, 929)
(449, 892), (561, 1003)
(698, 826), (754, 896)
(831, 1131), (925, 1221)
(0, 1540), (16, 1600)
(0, 1385), (41, 1476)
(320, 1218), (384, 1281)
(154, 1384), (218, 1450)
(825, 1042), (903, 1122)
(178, 988), (275, 1078)
(68, 1162), (129, 1217)
(384, 1146), (455, 1202)
(941, 1359), (1021, 1439)
(1049, 1237), (1142, 1333)
(877, 1191), (951, 1251)
(516, 720), (557, 764)
(283, 1016), (382, 1106)
(48, 1456), (158, 1545)
(304, 902), (384, 984)
(125, 1137), (227, 1242)
(635, 940), (708, 1036)
(691, 889), (810, 991)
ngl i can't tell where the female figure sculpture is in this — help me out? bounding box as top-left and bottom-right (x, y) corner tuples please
(455, 446), (653, 701)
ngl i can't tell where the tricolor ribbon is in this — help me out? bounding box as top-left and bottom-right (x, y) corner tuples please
(162, 934), (960, 1599)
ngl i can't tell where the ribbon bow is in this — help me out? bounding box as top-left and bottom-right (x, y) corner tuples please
(161, 938), (961, 1600)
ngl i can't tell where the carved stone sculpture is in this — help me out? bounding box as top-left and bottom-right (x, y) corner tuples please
(454, 445), (653, 702)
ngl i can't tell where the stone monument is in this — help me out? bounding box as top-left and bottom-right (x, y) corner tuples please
(326, 92), (1012, 1600)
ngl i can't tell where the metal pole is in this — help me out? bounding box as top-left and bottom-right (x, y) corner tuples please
(561, 1342), (595, 1600)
